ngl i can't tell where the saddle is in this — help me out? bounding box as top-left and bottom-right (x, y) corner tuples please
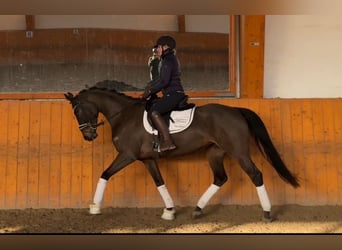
(143, 95), (196, 135)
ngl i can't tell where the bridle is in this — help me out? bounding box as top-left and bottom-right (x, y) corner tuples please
(73, 96), (145, 132)
(73, 102), (104, 132)
(78, 121), (104, 131)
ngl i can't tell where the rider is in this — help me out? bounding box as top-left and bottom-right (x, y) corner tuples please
(142, 35), (186, 152)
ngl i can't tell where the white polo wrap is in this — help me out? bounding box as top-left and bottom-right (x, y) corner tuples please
(256, 184), (271, 212)
(197, 184), (220, 209)
(157, 185), (174, 208)
(93, 178), (108, 205)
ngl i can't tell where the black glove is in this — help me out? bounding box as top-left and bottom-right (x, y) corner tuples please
(142, 87), (151, 100)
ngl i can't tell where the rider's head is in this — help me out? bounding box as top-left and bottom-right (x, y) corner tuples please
(155, 35), (176, 52)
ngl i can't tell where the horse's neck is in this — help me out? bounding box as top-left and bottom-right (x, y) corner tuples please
(87, 91), (135, 119)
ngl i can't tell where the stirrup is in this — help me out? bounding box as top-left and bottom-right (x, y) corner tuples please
(159, 141), (176, 152)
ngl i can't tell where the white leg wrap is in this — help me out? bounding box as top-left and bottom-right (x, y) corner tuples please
(157, 185), (174, 208)
(93, 178), (108, 205)
(256, 184), (271, 212)
(197, 184), (220, 209)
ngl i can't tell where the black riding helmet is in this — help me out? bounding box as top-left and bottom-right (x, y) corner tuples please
(155, 35), (176, 50)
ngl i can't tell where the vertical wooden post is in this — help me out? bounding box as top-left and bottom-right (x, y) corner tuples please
(239, 15), (265, 98)
(25, 15), (35, 30)
(178, 15), (185, 33)
(229, 15), (237, 95)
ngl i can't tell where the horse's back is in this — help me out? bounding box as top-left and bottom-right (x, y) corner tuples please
(195, 103), (245, 122)
(192, 103), (249, 134)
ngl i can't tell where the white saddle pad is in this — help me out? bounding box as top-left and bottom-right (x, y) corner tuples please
(143, 107), (196, 135)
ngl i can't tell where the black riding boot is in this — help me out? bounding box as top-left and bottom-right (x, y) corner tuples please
(151, 111), (176, 152)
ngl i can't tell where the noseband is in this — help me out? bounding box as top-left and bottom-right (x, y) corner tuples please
(78, 121), (104, 131)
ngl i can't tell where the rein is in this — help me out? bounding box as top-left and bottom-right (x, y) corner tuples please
(75, 97), (145, 131)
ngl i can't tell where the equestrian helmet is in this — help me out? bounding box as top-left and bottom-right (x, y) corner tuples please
(156, 35), (176, 50)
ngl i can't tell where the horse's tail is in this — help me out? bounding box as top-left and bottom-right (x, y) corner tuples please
(237, 107), (300, 188)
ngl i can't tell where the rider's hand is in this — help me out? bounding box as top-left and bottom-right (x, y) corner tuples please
(142, 87), (151, 100)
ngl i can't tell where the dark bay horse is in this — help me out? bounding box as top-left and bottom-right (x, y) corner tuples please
(64, 84), (299, 222)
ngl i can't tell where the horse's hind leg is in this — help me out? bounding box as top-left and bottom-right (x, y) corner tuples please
(193, 145), (227, 219)
(237, 155), (273, 222)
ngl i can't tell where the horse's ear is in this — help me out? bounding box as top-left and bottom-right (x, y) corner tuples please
(64, 92), (74, 101)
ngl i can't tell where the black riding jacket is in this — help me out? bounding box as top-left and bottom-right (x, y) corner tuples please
(148, 49), (184, 96)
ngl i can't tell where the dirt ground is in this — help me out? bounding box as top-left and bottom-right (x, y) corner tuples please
(0, 204), (341, 234)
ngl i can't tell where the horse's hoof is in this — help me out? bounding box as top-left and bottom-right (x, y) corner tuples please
(89, 203), (101, 215)
(262, 211), (274, 222)
(192, 208), (203, 219)
(161, 208), (176, 220)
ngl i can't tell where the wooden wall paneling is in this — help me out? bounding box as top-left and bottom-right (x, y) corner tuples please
(38, 102), (51, 207)
(6, 101), (20, 208)
(49, 102), (62, 208)
(176, 156), (191, 205)
(123, 161), (138, 207)
(60, 102), (73, 207)
(188, 154), (201, 205)
(301, 99), (316, 205)
(311, 100), (328, 205)
(2, 98), (342, 209)
(279, 100), (296, 204)
(183, 154), (198, 205)
(0, 102), (9, 208)
(134, 161), (147, 207)
(16, 101), (30, 208)
(81, 140), (94, 207)
(143, 159), (157, 207)
(162, 160), (175, 207)
(70, 109), (83, 207)
(289, 100), (306, 204)
(333, 100), (342, 204)
(27, 101), (41, 208)
(322, 100), (339, 204)
(268, 98), (286, 205)
(196, 153), (215, 205)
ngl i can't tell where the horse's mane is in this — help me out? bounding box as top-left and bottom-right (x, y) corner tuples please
(78, 80), (143, 101)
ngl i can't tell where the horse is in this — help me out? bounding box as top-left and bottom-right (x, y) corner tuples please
(64, 83), (300, 222)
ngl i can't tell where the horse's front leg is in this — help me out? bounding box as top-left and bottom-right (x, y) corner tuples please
(143, 159), (176, 220)
(89, 153), (135, 215)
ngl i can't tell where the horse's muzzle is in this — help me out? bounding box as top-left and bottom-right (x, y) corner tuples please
(82, 130), (98, 141)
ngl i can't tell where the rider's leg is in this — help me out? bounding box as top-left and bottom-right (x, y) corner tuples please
(150, 111), (176, 152)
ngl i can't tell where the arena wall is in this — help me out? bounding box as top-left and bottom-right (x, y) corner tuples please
(0, 98), (340, 209)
